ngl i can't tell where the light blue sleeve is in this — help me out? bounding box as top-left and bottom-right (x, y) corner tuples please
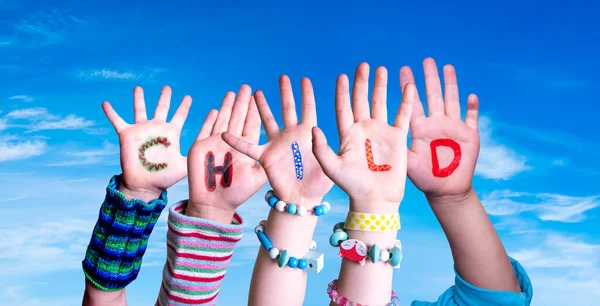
(411, 257), (533, 306)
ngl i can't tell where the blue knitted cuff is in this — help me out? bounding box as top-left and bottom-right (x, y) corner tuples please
(82, 174), (167, 291)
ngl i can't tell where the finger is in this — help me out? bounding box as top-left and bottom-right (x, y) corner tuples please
(371, 66), (388, 122)
(311, 127), (342, 180)
(301, 77), (317, 126)
(400, 66), (425, 124)
(102, 102), (129, 134)
(279, 75), (298, 128)
(170, 95), (192, 129)
(212, 91), (236, 134)
(465, 94), (479, 130)
(335, 74), (353, 137)
(443, 65), (461, 119)
(254, 90), (280, 138)
(243, 96), (262, 144)
(394, 83), (416, 132)
(221, 132), (264, 161)
(227, 85), (252, 136)
(153, 85), (172, 122)
(423, 58), (445, 116)
(196, 109), (219, 141)
(133, 86), (147, 123)
(352, 62), (371, 122)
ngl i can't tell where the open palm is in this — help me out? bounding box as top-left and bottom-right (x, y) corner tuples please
(402, 58), (480, 199)
(102, 86), (190, 193)
(312, 63), (416, 213)
(187, 85), (266, 211)
(222, 76), (333, 205)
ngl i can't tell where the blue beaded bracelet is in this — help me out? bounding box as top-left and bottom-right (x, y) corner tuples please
(264, 190), (330, 217)
(254, 220), (324, 273)
(330, 222), (402, 268)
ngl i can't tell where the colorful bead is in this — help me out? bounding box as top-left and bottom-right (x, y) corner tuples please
(275, 201), (286, 212)
(267, 196), (278, 207)
(380, 249), (390, 262)
(368, 244), (380, 263)
(297, 259), (308, 270)
(333, 222), (345, 233)
(277, 250), (289, 267)
(259, 220), (266, 226)
(310, 240), (317, 250)
(265, 190), (274, 202)
(256, 230), (272, 251)
(329, 230), (348, 247)
(288, 257), (298, 268)
(314, 205), (325, 216)
(287, 204), (297, 215)
(297, 205), (307, 216)
(388, 247), (401, 267)
(254, 225), (264, 234)
(327, 279), (398, 306)
(268, 247), (280, 259)
(338, 297), (349, 306)
(322, 201), (331, 211)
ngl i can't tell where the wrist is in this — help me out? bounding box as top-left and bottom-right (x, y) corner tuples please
(118, 179), (162, 203)
(349, 198), (400, 214)
(427, 187), (480, 213)
(185, 201), (236, 224)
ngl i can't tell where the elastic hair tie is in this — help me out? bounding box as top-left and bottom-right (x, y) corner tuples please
(330, 222), (402, 267)
(264, 190), (330, 217)
(327, 279), (400, 306)
(254, 220), (324, 273)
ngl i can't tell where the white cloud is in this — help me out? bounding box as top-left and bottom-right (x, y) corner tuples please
(8, 95), (35, 102)
(482, 190), (600, 222)
(475, 116), (529, 180)
(78, 69), (140, 81)
(45, 142), (119, 166)
(26, 114), (95, 132)
(6, 107), (56, 120)
(0, 139), (47, 163)
(11, 10), (84, 47)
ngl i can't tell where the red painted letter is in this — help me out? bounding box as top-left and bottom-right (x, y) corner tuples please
(365, 139), (392, 172)
(204, 151), (233, 192)
(430, 139), (461, 177)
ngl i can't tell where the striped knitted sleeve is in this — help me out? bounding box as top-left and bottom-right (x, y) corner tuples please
(156, 200), (245, 306)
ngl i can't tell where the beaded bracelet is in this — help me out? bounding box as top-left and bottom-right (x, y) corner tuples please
(327, 279), (400, 306)
(254, 220), (324, 273)
(329, 222), (402, 267)
(264, 190), (330, 217)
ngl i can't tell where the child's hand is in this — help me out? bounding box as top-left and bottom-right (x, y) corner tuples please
(401, 58), (480, 204)
(311, 63), (417, 213)
(222, 76), (333, 205)
(186, 85), (267, 222)
(102, 86), (191, 201)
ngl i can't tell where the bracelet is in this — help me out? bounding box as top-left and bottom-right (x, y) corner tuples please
(254, 220), (324, 273)
(327, 279), (400, 306)
(82, 174), (167, 291)
(264, 190), (330, 217)
(344, 212), (401, 232)
(330, 223), (402, 267)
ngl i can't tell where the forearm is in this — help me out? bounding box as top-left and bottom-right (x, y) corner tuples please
(430, 188), (521, 292)
(82, 175), (166, 306)
(249, 202), (319, 306)
(156, 201), (244, 306)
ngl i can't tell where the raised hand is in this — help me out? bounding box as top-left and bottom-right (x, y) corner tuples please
(186, 85), (267, 221)
(102, 86), (190, 201)
(401, 58), (480, 201)
(311, 63), (416, 213)
(222, 76), (332, 206)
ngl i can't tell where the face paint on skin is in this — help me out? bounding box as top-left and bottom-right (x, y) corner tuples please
(430, 138), (461, 177)
(291, 141), (303, 180)
(138, 136), (170, 172)
(365, 139), (392, 172)
(204, 151), (233, 192)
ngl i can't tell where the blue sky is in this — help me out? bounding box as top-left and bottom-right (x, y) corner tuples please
(1, 0), (599, 305)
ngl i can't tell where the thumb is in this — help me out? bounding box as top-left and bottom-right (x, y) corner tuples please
(311, 127), (341, 180)
(222, 132), (264, 161)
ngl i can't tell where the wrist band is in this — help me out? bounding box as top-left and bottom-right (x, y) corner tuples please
(254, 220), (324, 273)
(344, 212), (400, 232)
(264, 190), (330, 217)
(82, 174), (167, 291)
(330, 223), (402, 267)
(327, 279), (400, 306)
